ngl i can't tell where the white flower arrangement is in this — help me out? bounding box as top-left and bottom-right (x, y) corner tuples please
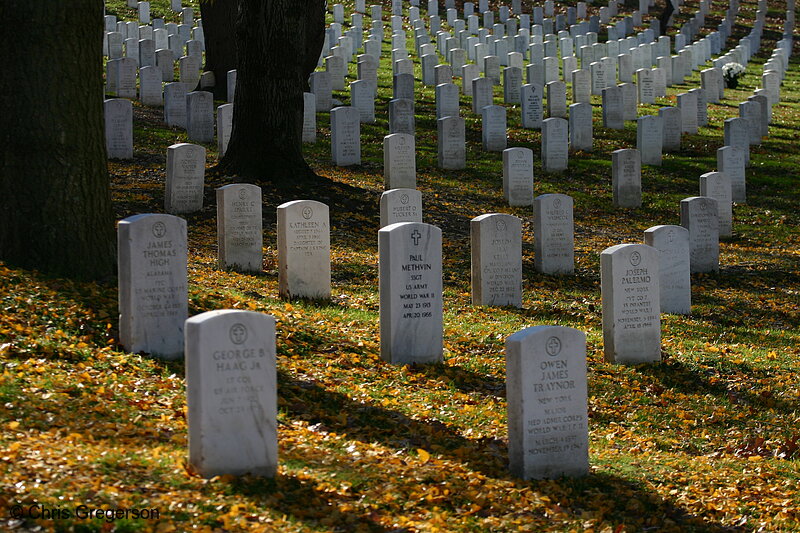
(722, 62), (746, 88)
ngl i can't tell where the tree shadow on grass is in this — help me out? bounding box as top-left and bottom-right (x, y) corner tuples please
(633, 357), (798, 418)
(278, 367), (509, 473)
(277, 369), (743, 532)
(225, 474), (389, 532)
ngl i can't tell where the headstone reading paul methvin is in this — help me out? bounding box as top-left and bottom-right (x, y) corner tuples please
(379, 222), (443, 364)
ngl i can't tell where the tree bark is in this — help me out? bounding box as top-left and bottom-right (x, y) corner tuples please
(199, 0), (238, 100)
(0, 0), (115, 281)
(216, 0), (326, 183)
(659, 0), (676, 36)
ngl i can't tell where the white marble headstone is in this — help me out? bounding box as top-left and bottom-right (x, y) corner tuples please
(104, 98), (133, 160)
(118, 213), (188, 359)
(534, 193), (574, 274)
(303, 92), (316, 143)
(502, 147), (534, 206)
(637, 115), (662, 166)
(602, 86), (624, 129)
(277, 200), (331, 299)
(217, 184), (262, 272)
(437, 116), (466, 169)
(216, 103), (233, 157)
(699, 172), (732, 238)
(542, 117), (568, 172)
(139, 65), (163, 106)
(164, 82), (187, 128)
(644, 225), (691, 315)
(506, 325), (589, 479)
(379, 222), (444, 364)
(383, 133), (416, 189)
(601, 243), (661, 364)
(680, 196), (719, 273)
(717, 146), (746, 203)
(521, 83), (544, 129)
(568, 102), (592, 152)
(612, 148), (642, 208)
(658, 106), (681, 152)
(677, 91), (698, 135)
(165, 143), (205, 214)
(186, 310), (277, 478)
(471, 214), (523, 307)
(186, 91), (214, 143)
(389, 98), (415, 135)
(331, 106), (361, 166)
(481, 105), (507, 151)
(380, 188), (423, 228)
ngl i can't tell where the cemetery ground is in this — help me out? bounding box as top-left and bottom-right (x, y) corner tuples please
(3, 1), (800, 531)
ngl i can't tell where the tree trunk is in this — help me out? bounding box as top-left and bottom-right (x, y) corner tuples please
(659, 0), (676, 36)
(217, 0), (326, 183)
(199, 0), (237, 100)
(0, 0), (115, 281)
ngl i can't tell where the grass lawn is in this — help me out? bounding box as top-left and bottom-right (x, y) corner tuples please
(1, 0), (799, 531)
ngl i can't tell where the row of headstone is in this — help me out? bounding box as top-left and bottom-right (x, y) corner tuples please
(116, 0), (791, 487)
(303, 0), (753, 182)
(117, 198), (332, 355)
(186, 307), (593, 481)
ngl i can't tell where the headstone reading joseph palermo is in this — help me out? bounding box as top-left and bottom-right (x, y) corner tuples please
(601, 243), (661, 364)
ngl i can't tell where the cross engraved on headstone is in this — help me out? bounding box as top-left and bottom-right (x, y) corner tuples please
(546, 336), (562, 356)
(411, 229), (422, 245)
(153, 221), (166, 238)
(229, 324), (247, 344)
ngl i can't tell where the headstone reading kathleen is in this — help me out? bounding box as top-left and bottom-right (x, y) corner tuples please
(277, 200), (331, 299)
